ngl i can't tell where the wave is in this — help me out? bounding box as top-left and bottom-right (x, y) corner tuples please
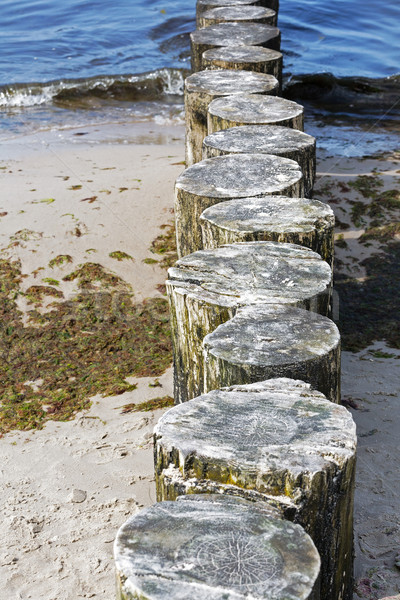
(0, 68), (189, 109)
(284, 72), (400, 118)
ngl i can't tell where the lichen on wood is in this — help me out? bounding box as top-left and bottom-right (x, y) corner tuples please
(203, 304), (341, 402)
(200, 195), (334, 266)
(175, 153), (304, 257)
(207, 93), (304, 133)
(198, 6), (277, 29)
(190, 22), (281, 72)
(167, 241), (332, 403)
(185, 70), (278, 166)
(196, 0), (279, 28)
(114, 494), (321, 600)
(202, 45), (283, 87)
(203, 125), (315, 195)
(154, 378), (356, 600)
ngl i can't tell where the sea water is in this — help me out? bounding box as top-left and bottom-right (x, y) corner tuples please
(1, 0), (399, 154)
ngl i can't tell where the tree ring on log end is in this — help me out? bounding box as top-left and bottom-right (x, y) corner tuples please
(203, 125), (315, 194)
(200, 195), (334, 266)
(175, 153), (304, 257)
(114, 494), (321, 600)
(207, 93), (304, 132)
(203, 304), (341, 402)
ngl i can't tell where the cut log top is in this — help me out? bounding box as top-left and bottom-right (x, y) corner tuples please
(167, 241), (331, 308)
(197, 0), (277, 10)
(202, 45), (282, 65)
(200, 5), (277, 25)
(200, 196), (334, 235)
(175, 154), (303, 199)
(198, 0), (263, 9)
(155, 378), (356, 478)
(114, 494), (320, 600)
(204, 304), (340, 367)
(185, 69), (278, 96)
(204, 125), (315, 155)
(190, 22), (280, 47)
(208, 93), (304, 125)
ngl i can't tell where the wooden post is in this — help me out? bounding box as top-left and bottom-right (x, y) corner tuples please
(198, 6), (277, 29)
(203, 304), (341, 403)
(175, 154), (304, 258)
(202, 46), (282, 87)
(185, 70), (278, 166)
(200, 196), (335, 267)
(154, 378), (356, 600)
(114, 494), (321, 600)
(208, 93), (304, 133)
(167, 241), (332, 403)
(190, 23), (281, 72)
(203, 125), (315, 195)
(196, 0), (279, 28)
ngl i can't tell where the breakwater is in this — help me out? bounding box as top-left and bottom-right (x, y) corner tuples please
(114, 3), (357, 599)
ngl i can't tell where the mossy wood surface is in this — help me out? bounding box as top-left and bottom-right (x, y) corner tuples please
(185, 70), (278, 166)
(190, 22), (281, 72)
(200, 196), (334, 266)
(203, 304), (341, 402)
(203, 125), (315, 195)
(154, 378), (356, 600)
(175, 153), (304, 257)
(115, 494), (320, 600)
(202, 46), (282, 87)
(196, 0), (279, 27)
(198, 6), (277, 29)
(167, 241), (332, 403)
(208, 93), (304, 134)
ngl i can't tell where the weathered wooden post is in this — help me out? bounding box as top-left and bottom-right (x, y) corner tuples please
(154, 378), (356, 600)
(114, 494), (321, 600)
(203, 125), (316, 195)
(185, 70), (279, 166)
(202, 46), (283, 86)
(196, 0), (280, 28)
(208, 93), (304, 133)
(203, 304), (341, 402)
(198, 6), (277, 29)
(190, 23), (281, 72)
(175, 153), (304, 257)
(167, 241), (332, 403)
(200, 196), (335, 266)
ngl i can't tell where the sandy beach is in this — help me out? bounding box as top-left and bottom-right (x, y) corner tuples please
(0, 122), (399, 599)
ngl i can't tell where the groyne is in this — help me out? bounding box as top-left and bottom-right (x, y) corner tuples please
(114, 3), (357, 599)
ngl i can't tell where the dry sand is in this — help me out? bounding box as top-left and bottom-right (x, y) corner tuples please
(0, 124), (399, 599)
(0, 122), (184, 599)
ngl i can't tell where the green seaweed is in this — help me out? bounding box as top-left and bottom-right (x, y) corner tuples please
(335, 234), (348, 249)
(109, 251), (134, 261)
(42, 277), (60, 286)
(119, 396), (174, 414)
(149, 223), (177, 268)
(0, 259), (172, 435)
(49, 255), (73, 269)
(335, 241), (400, 350)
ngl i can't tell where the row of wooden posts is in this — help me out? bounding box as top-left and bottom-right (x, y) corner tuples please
(114, 2), (357, 599)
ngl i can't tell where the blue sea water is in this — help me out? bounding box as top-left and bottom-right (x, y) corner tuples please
(1, 0), (399, 151)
